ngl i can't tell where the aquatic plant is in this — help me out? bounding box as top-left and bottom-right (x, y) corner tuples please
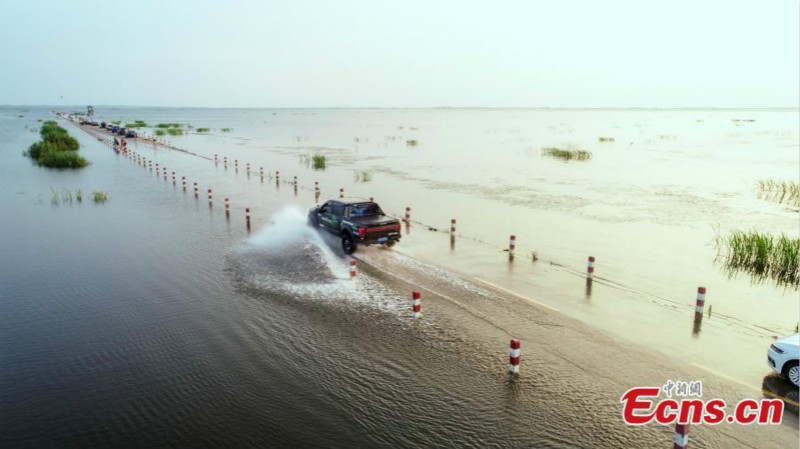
(195, 127), (211, 133)
(541, 147), (592, 161)
(26, 121), (88, 168)
(76, 189), (82, 202)
(92, 191), (109, 203)
(156, 123), (183, 128)
(353, 170), (372, 183)
(111, 120), (121, 125)
(756, 180), (800, 207)
(406, 140), (418, 146)
(155, 129), (166, 136)
(598, 137), (615, 142)
(299, 154), (327, 170)
(50, 186), (59, 205)
(61, 189), (73, 203)
(714, 230), (799, 289)
(125, 120), (148, 128)
(166, 128), (184, 136)
(220, 128), (232, 132)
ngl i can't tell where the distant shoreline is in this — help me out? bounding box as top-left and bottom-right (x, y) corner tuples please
(2, 105), (799, 111)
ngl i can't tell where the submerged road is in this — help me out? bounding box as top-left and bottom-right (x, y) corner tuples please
(2, 112), (794, 448)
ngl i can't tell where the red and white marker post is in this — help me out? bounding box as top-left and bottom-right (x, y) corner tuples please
(163, 167), (167, 180)
(224, 156), (228, 167)
(172, 171), (176, 184)
(293, 176), (298, 188)
(194, 182), (199, 197)
(339, 187), (344, 198)
(695, 287), (706, 319)
(509, 235), (516, 260)
(508, 339), (521, 374)
(450, 219), (456, 238)
(214, 154), (218, 164)
(369, 196), (374, 203)
(587, 256), (595, 280)
(349, 260), (356, 278)
(208, 188), (213, 205)
(246, 207), (251, 229)
(246, 162), (250, 173)
(235, 159), (239, 171)
(412, 291), (421, 318)
(405, 207), (411, 222)
(182, 176), (186, 190)
(260, 167), (264, 179)
(225, 198), (230, 216)
(674, 423), (689, 449)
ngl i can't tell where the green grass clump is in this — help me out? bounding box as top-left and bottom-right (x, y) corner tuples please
(353, 170), (372, 183)
(715, 230), (799, 289)
(757, 179), (800, 207)
(37, 151), (89, 168)
(541, 147), (592, 161)
(155, 129), (166, 136)
(125, 120), (148, 128)
(220, 127), (232, 132)
(166, 128), (184, 136)
(111, 120), (121, 125)
(598, 137), (615, 142)
(92, 191), (109, 203)
(300, 154), (327, 170)
(406, 140), (418, 146)
(196, 127), (211, 133)
(26, 121), (88, 168)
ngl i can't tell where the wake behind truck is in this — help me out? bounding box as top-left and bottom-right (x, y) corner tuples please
(308, 199), (401, 254)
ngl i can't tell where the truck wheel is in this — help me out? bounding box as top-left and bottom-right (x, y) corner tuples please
(342, 233), (356, 254)
(384, 241), (396, 248)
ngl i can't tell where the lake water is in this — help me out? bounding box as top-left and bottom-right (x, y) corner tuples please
(1, 106), (797, 448)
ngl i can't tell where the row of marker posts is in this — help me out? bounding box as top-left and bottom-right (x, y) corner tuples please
(112, 138), (705, 448)
(102, 138), (702, 446)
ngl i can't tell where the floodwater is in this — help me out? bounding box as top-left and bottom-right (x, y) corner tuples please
(0, 106), (797, 448)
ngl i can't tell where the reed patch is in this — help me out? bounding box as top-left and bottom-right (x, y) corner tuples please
(714, 230), (799, 289)
(756, 179), (799, 207)
(541, 147), (592, 161)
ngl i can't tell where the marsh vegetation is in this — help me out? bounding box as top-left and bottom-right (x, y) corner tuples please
(26, 121), (88, 168)
(541, 147), (592, 161)
(353, 170), (373, 183)
(714, 230), (799, 289)
(299, 154), (326, 170)
(756, 179), (799, 207)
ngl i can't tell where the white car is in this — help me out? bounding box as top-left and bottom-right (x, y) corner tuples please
(768, 333), (799, 387)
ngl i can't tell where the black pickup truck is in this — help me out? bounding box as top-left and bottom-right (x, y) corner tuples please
(308, 199), (401, 254)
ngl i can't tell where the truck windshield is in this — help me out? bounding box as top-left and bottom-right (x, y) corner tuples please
(348, 203), (381, 217)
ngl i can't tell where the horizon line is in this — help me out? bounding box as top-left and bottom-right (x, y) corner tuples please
(3, 104), (800, 111)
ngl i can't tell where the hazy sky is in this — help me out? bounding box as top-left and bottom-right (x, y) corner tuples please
(1, 1), (797, 107)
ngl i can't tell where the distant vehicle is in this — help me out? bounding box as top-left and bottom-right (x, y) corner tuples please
(308, 200), (401, 254)
(768, 333), (799, 387)
(117, 128), (127, 136)
(100, 122), (106, 128)
(125, 130), (137, 138)
(111, 126), (120, 133)
(90, 121), (99, 126)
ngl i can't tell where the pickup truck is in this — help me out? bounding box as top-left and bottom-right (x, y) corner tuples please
(308, 199), (401, 254)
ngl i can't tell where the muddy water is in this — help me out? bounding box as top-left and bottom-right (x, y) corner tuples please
(1, 107), (798, 448)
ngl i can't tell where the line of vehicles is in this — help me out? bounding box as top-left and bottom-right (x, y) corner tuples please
(78, 119), (138, 138)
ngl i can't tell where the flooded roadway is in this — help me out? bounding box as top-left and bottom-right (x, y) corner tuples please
(1, 107), (797, 448)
